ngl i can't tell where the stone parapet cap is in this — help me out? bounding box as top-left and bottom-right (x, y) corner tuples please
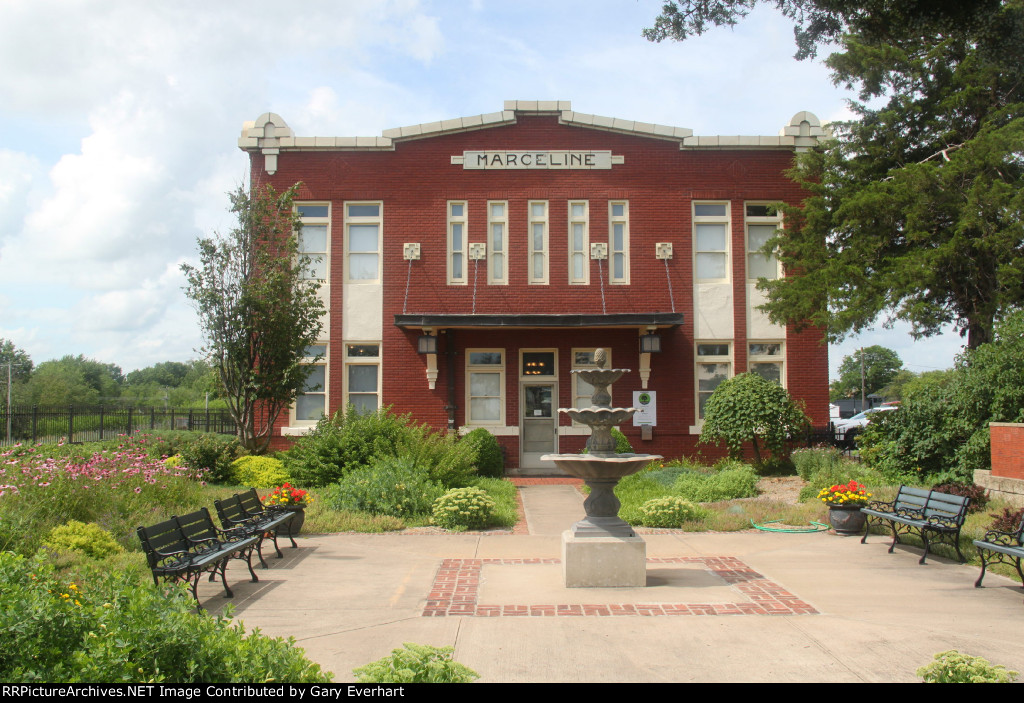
(239, 105), (827, 157)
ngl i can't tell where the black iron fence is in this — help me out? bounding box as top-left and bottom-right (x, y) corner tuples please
(0, 404), (237, 447)
(804, 424), (858, 458)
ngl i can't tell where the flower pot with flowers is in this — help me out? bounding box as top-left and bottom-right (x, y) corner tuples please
(818, 480), (872, 536)
(262, 483), (312, 534)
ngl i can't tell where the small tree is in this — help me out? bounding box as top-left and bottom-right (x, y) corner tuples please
(700, 372), (810, 463)
(829, 345), (903, 401)
(181, 182), (325, 454)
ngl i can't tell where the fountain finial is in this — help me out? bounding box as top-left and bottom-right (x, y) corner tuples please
(594, 348), (607, 369)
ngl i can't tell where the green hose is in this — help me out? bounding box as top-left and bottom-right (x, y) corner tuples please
(750, 519), (830, 533)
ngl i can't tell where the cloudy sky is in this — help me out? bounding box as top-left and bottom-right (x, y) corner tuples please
(0, 0), (966, 378)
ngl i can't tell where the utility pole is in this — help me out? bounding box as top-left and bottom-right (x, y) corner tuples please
(3, 362), (26, 444)
(860, 347), (866, 413)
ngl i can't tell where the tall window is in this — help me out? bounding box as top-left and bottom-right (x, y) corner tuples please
(296, 204), (329, 281)
(448, 201), (467, 284)
(466, 350), (504, 425)
(345, 343), (379, 414)
(745, 203), (781, 281)
(696, 342), (731, 420)
(568, 201), (589, 284)
(528, 201), (548, 284)
(609, 201), (629, 284)
(294, 343), (327, 424)
(488, 201), (508, 284)
(345, 202), (381, 282)
(749, 342), (784, 386)
(693, 202), (729, 282)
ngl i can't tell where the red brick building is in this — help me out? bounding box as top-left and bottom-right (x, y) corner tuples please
(238, 101), (829, 470)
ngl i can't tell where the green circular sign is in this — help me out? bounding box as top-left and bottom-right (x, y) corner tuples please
(638, 392), (651, 405)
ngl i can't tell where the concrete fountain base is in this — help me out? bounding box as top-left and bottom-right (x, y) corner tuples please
(562, 531), (647, 588)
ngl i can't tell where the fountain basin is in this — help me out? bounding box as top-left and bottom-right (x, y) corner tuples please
(539, 453), (660, 480)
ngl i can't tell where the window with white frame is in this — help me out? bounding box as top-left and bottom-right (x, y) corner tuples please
(748, 341), (784, 386)
(693, 202), (730, 282)
(745, 203), (781, 280)
(296, 204), (329, 281)
(345, 202), (381, 282)
(571, 349), (611, 418)
(488, 201), (508, 284)
(447, 201), (467, 284)
(294, 343), (328, 424)
(528, 201), (548, 284)
(609, 201), (629, 284)
(568, 201), (589, 284)
(695, 342), (731, 420)
(345, 343), (379, 414)
(466, 350), (504, 425)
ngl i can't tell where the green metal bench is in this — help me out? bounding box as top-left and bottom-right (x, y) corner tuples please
(137, 507), (260, 607)
(236, 488), (299, 548)
(974, 514), (1024, 589)
(861, 486), (971, 564)
(215, 492), (295, 568)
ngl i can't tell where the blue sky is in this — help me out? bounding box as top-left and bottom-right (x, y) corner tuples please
(0, 0), (966, 377)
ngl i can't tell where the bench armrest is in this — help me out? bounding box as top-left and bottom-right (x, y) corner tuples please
(980, 529), (1021, 546)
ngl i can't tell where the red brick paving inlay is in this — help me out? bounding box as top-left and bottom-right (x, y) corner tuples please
(422, 556), (818, 617)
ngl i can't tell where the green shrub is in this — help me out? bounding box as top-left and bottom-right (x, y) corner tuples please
(673, 465), (760, 503)
(468, 478), (519, 529)
(700, 373), (809, 462)
(432, 487), (496, 531)
(323, 456), (442, 518)
(284, 407), (413, 487)
(463, 428), (504, 478)
(637, 497), (708, 527)
(353, 643), (479, 683)
(396, 426), (477, 488)
(0, 551), (332, 683)
(791, 447), (847, 481)
(178, 433), (240, 484)
(42, 521), (124, 560)
(917, 650), (1018, 683)
(230, 455), (291, 488)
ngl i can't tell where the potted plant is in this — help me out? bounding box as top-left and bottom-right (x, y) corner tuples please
(262, 483), (312, 534)
(818, 480), (871, 536)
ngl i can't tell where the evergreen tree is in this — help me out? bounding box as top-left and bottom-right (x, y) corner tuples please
(646, 0), (1024, 349)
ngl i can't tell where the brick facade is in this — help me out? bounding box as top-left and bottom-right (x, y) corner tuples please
(239, 102), (829, 468)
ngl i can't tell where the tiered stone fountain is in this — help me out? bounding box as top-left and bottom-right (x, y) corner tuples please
(542, 348), (661, 587)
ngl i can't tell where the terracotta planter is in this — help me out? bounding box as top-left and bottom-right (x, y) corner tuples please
(827, 504), (866, 536)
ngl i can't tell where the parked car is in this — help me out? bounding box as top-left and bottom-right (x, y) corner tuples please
(833, 404), (899, 446)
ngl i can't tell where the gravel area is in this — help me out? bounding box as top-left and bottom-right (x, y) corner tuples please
(754, 476), (806, 505)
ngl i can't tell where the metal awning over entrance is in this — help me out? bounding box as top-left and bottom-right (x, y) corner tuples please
(394, 312), (684, 329)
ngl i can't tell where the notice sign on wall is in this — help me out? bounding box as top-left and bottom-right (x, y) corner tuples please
(456, 150), (615, 169)
(632, 391), (656, 427)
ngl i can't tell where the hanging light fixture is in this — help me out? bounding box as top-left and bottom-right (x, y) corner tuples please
(418, 333), (438, 354)
(639, 332), (662, 354)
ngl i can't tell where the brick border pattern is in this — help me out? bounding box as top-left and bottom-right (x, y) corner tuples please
(423, 556), (818, 617)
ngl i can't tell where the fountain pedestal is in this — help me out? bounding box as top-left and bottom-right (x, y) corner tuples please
(562, 531), (647, 587)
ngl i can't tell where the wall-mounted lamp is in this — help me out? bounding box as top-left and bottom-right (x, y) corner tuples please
(639, 333), (662, 354)
(418, 333), (438, 354)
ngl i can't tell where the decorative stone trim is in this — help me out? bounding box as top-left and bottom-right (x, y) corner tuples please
(240, 105), (827, 163)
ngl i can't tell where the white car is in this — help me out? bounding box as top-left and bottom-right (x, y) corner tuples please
(833, 405), (899, 445)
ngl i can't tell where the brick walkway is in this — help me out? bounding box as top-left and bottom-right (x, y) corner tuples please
(422, 556), (818, 618)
